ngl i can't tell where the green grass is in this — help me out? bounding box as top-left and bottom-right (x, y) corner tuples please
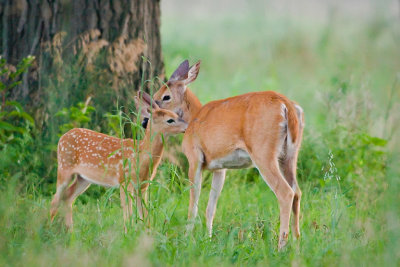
(0, 157), (393, 266)
(1, 1), (400, 266)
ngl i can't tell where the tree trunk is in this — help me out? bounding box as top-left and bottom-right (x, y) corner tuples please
(1, 0), (164, 125)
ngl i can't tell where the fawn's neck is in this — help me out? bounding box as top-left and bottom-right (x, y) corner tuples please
(139, 128), (164, 163)
(184, 89), (202, 122)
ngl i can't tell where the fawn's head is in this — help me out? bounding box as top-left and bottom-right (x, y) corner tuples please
(135, 91), (188, 135)
(153, 60), (201, 120)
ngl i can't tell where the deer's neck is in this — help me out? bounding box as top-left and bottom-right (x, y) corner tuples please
(184, 89), (202, 122)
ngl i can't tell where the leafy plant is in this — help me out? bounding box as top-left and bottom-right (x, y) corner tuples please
(55, 96), (96, 135)
(0, 56), (35, 97)
(0, 56), (35, 146)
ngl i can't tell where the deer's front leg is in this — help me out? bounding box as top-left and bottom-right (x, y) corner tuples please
(187, 159), (203, 232)
(206, 169), (226, 237)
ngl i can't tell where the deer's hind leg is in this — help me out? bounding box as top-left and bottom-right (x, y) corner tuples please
(247, 119), (294, 250)
(279, 154), (301, 239)
(252, 154), (294, 250)
(279, 104), (304, 239)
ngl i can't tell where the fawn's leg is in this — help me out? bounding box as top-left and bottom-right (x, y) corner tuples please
(50, 170), (73, 222)
(64, 175), (91, 229)
(120, 183), (133, 233)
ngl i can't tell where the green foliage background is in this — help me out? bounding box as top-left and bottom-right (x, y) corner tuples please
(0, 1), (399, 266)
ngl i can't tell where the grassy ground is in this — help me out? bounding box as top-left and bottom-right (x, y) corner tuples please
(1, 1), (400, 266)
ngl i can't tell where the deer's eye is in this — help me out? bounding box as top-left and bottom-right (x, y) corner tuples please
(163, 95), (171, 101)
(166, 119), (175, 124)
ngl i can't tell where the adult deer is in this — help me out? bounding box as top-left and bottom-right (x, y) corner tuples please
(50, 92), (187, 230)
(153, 60), (304, 249)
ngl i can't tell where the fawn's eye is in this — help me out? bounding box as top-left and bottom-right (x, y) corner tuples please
(163, 95), (171, 101)
(166, 119), (175, 124)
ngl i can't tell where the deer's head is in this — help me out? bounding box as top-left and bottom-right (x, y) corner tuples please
(153, 60), (201, 121)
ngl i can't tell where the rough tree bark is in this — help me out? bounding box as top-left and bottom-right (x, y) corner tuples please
(0, 0), (164, 110)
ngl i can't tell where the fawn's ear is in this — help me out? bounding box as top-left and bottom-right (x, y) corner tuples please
(134, 96), (151, 119)
(184, 60), (201, 85)
(169, 60), (189, 82)
(137, 91), (160, 109)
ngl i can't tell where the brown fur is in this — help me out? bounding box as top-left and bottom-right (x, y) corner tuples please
(153, 60), (304, 250)
(50, 98), (187, 230)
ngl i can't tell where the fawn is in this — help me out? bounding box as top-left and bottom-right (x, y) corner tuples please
(50, 92), (187, 229)
(152, 60), (304, 249)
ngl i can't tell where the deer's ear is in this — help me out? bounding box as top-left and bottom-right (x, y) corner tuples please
(184, 60), (201, 85)
(169, 60), (189, 82)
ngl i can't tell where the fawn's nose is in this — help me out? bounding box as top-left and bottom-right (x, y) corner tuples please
(141, 117), (149, 129)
